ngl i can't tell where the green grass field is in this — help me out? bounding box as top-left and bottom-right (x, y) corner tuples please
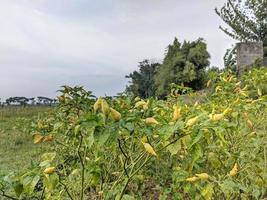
(0, 106), (53, 176)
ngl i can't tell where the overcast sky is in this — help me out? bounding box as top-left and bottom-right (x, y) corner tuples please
(0, 0), (236, 100)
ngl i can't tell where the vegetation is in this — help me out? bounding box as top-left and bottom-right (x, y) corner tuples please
(155, 38), (210, 97)
(126, 38), (210, 98)
(216, 0), (267, 69)
(0, 106), (52, 175)
(1, 68), (266, 199)
(125, 60), (160, 98)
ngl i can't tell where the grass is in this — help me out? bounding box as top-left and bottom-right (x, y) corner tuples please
(0, 106), (53, 176)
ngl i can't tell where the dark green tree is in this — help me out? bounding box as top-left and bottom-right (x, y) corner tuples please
(215, 0), (267, 57)
(155, 38), (210, 97)
(125, 60), (160, 98)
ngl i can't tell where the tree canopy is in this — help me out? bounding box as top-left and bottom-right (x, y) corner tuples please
(216, 0), (267, 57)
(125, 60), (160, 98)
(125, 38), (210, 98)
(155, 38), (210, 97)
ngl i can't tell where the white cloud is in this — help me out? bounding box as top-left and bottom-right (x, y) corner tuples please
(0, 0), (236, 100)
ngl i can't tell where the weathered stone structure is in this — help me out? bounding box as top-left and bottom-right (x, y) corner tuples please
(263, 56), (267, 66)
(236, 42), (264, 76)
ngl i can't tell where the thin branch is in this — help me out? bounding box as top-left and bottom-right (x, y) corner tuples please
(77, 134), (85, 200)
(118, 139), (129, 178)
(59, 180), (74, 200)
(0, 189), (18, 200)
(40, 186), (45, 200)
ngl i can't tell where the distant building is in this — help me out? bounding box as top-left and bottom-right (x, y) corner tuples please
(236, 42), (266, 76)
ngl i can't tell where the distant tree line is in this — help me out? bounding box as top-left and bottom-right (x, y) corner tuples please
(0, 96), (57, 107)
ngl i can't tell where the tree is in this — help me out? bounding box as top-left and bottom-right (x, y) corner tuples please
(215, 0), (267, 57)
(125, 60), (160, 98)
(224, 45), (237, 71)
(155, 38), (210, 97)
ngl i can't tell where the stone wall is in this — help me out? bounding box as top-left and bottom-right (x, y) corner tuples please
(236, 42), (264, 76)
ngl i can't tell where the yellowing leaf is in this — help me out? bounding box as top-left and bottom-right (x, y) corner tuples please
(257, 88), (262, 96)
(228, 75), (234, 82)
(172, 106), (181, 121)
(186, 176), (199, 182)
(44, 167), (56, 174)
(242, 85), (248, 90)
(143, 104), (149, 110)
(134, 97), (141, 102)
(201, 183), (213, 200)
(110, 108), (121, 122)
(134, 100), (147, 108)
(209, 113), (224, 121)
(240, 91), (248, 97)
(229, 163), (238, 176)
(247, 119), (253, 129)
(202, 128), (209, 133)
(195, 173), (209, 180)
(93, 97), (102, 112)
(141, 136), (148, 143)
(43, 134), (54, 142)
(235, 81), (241, 86)
(145, 117), (159, 125)
(101, 99), (110, 115)
(186, 116), (198, 127)
(233, 98), (240, 104)
(33, 134), (44, 144)
(206, 80), (211, 87)
(142, 142), (157, 156)
(223, 108), (232, 115)
(215, 86), (222, 92)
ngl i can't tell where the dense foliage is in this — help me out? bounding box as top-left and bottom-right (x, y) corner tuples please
(155, 38), (210, 98)
(126, 38), (210, 98)
(125, 60), (160, 98)
(1, 68), (267, 200)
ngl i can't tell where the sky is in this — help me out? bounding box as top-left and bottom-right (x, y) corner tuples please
(0, 0), (236, 100)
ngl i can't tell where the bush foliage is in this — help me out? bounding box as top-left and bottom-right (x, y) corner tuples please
(1, 68), (267, 199)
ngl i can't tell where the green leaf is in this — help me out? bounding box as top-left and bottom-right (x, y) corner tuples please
(21, 175), (40, 195)
(74, 124), (81, 136)
(189, 129), (203, 149)
(94, 127), (110, 146)
(208, 152), (221, 169)
(13, 181), (23, 197)
(201, 183), (213, 200)
(159, 125), (175, 140)
(167, 140), (181, 155)
(41, 152), (56, 162)
(39, 160), (51, 168)
(189, 145), (203, 171)
(43, 173), (59, 192)
(87, 131), (95, 149)
(116, 194), (135, 200)
(172, 167), (189, 183)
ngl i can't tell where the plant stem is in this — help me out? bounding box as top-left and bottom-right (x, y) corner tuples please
(118, 139), (129, 178)
(78, 135), (85, 200)
(0, 189), (18, 200)
(118, 178), (130, 200)
(40, 186), (45, 200)
(59, 180), (74, 200)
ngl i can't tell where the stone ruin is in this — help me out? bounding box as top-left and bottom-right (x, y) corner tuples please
(236, 41), (266, 76)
